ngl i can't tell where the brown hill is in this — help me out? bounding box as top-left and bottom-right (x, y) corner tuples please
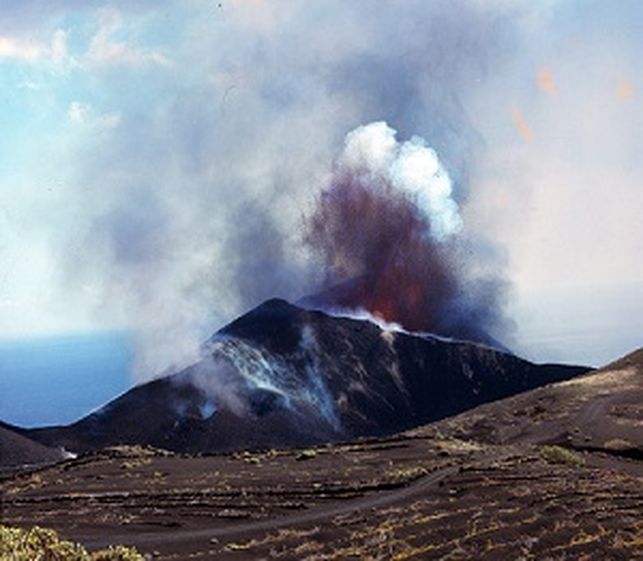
(413, 346), (643, 466)
(0, 422), (66, 470)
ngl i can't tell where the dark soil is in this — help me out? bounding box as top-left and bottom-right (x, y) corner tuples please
(1, 348), (641, 560)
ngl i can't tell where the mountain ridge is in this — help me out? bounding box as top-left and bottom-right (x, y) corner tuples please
(23, 298), (590, 455)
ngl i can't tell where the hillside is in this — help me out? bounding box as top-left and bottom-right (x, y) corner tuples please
(1, 348), (640, 559)
(413, 346), (643, 466)
(0, 422), (66, 471)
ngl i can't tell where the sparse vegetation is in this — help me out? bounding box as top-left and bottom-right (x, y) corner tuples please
(120, 459), (150, 470)
(540, 445), (585, 467)
(387, 466), (428, 483)
(5, 473), (45, 495)
(602, 439), (634, 451)
(0, 525), (144, 560)
(295, 449), (318, 461)
(231, 450), (265, 464)
(224, 541), (251, 551)
(104, 445), (172, 459)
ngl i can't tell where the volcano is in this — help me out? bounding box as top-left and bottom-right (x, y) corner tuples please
(25, 299), (589, 455)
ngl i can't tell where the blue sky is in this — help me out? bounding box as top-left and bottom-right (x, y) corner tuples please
(0, 0), (641, 374)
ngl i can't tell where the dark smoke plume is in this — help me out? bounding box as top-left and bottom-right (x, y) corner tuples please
(305, 121), (507, 346)
(56, 1), (522, 379)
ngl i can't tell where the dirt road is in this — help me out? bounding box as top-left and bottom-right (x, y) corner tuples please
(83, 465), (459, 550)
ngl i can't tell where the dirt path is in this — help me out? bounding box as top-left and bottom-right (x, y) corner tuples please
(83, 465), (459, 550)
(575, 393), (618, 426)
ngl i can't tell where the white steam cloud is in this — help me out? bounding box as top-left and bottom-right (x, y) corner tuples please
(339, 121), (462, 240)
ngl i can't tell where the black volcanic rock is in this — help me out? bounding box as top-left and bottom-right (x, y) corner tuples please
(27, 299), (590, 454)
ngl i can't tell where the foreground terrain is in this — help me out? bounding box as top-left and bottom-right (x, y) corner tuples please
(1, 350), (641, 559)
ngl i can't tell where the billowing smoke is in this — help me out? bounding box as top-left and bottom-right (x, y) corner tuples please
(43, 1), (525, 379)
(305, 121), (506, 344)
(3, 1), (640, 378)
(185, 355), (250, 418)
(175, 121), (509, 423)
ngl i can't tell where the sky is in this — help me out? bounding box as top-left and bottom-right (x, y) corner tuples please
(0, 0), (641, 375)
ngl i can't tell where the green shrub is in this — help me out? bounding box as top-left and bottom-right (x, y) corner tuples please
(540, 445), (585, 467)
(602, 438), (634, 451)
(0, 525), (144, 560)
(295, 449), (318, 461)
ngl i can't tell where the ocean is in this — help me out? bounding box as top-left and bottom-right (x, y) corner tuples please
(0, 331), (132, 428)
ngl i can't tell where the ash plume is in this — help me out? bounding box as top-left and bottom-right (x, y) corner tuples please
(305, 121), (507, 343)
(53, 1), (524, 380)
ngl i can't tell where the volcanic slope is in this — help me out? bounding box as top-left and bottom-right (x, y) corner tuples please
(26, 299), (588, 455)
(0, 422), (66, 471)
(1, 348), (640, 559)
(412, 347), (643, 469)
